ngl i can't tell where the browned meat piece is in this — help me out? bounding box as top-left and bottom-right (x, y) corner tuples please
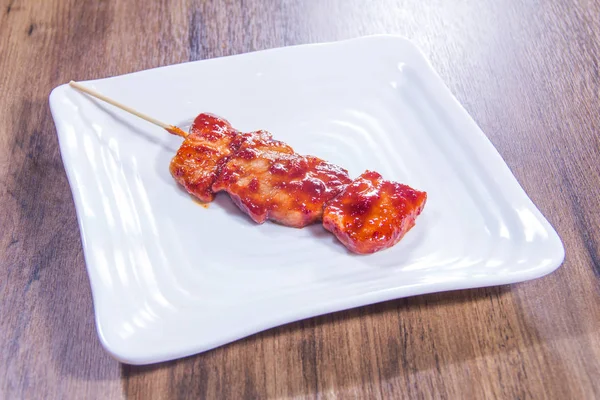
(169, 113), (240, 202)
(323, 171), (427, 254)
(168, 112), (427, 254)
(212, 132), (352, 228)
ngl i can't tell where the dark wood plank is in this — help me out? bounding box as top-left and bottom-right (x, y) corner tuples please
(1, 0), (599, 398)
(0, 1), (125, 398)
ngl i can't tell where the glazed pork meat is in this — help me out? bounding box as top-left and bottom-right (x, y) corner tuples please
(169, 113), (241, 202)
(170, 114), (426, 253)
(212, 130), (352, 228)
(323, 171), (427, 254)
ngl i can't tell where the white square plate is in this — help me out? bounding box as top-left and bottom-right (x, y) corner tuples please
(49, 35), (564, 365)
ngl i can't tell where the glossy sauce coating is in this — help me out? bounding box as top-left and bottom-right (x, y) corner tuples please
(212, 132), (352, 228)
(322, 171), (427, 254)
(169, 113), (240, 202)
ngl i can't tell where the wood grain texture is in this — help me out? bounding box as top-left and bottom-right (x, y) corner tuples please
(1, 0), (599, 398)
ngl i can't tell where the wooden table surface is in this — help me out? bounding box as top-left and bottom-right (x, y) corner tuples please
(2, 0), (599, 398)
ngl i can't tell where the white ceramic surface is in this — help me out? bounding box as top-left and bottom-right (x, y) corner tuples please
(49, 35), (564, 365)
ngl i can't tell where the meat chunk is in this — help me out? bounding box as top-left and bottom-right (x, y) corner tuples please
(169, 113), (240, 202)
(212, 132), (352, 228)
(322, 171), (427, 254)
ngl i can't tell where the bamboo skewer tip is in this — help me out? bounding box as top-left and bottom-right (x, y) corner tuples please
(68, 80), (187, 138)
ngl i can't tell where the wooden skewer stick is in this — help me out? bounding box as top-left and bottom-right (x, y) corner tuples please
(68, 81), (188, 138)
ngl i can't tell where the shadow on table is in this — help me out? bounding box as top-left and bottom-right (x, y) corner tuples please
(119, 285), (542, 399)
